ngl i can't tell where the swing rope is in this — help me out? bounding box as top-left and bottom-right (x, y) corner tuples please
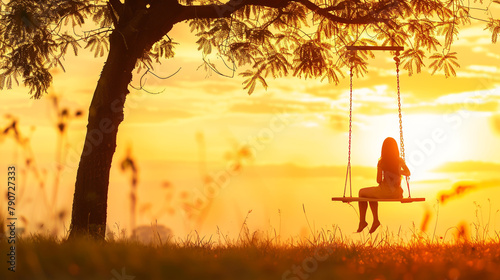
(395, 51), (411, 198)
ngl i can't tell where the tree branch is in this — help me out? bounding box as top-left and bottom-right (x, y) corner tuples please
(175, 0), (396, 26)
(176, 0), (289, 22)
(322, 2), (346, 12)
(292, 0), (395, 25)
(109, 0), (124, 16)
(107, 2), (120, 28)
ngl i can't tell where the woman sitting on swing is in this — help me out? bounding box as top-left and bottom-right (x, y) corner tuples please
(357, 137), (410, 233)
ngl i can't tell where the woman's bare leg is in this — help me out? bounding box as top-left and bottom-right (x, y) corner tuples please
(357, 187), (372, 232)
(369, 201), (380, 233)
(357, 201), (368, 232)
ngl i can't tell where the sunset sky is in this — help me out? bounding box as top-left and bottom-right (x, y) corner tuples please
(1, 9), (500, 241)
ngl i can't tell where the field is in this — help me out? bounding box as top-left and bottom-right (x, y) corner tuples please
(2, 230), (500, 280)
(1, 94), (500, 280)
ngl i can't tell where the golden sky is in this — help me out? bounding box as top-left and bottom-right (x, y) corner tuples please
(1, 13), (500, 241)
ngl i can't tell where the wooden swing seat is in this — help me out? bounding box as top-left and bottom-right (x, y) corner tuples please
(331, 197), (425, 203)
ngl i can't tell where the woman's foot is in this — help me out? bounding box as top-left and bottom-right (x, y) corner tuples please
(369, 220), (381, 233)
(356, 221), (368, 232)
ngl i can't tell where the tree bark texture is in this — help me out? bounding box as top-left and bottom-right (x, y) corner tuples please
(68, 31), (138, 239)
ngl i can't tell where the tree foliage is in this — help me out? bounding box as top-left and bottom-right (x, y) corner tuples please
(0, 0), (175, 98)
(188, 0), (499, 94)
(0, 0), (499, 95)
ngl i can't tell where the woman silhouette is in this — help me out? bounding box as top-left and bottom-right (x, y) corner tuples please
(357, 137), (410, 233)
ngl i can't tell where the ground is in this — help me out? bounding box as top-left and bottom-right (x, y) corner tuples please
(2, 233), (500, 280)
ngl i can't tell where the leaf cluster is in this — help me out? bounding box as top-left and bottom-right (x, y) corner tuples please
(1, 0), (499, 97)
(0, 0), (112, 98)
(188, 0), (496, 94)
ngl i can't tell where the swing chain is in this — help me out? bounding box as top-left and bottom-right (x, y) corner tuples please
(395, 51), (411, 198)
(344, 64), (354, 198)
(394, 51), (405, 160)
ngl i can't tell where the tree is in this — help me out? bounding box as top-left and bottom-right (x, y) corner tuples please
(0, 0), (498, 240)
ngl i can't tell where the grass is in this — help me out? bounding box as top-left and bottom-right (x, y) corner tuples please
(2, 228), (500, 280)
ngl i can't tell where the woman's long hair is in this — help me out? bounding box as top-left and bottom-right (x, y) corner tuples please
(380, 137), (400, 180)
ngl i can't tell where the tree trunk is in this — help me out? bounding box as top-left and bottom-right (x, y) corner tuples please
(66, 0), (185, 239)
(68, 30), (141, 240)
(65, 0), (208, 240)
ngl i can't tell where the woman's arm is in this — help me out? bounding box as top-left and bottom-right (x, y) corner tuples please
(400, 159), (411, 176)
(377, 160), (382, 183)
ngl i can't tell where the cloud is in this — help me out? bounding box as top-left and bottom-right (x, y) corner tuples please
(431, 162), (500, 205)
(467, 65), (499, 73)
(396, 86), (500, 115)
(345, 90), (499, 116)
(245, 163), (376, 180)
(438, 179), (500, 204)
(405, 100), (499, 115)
(300, 81), (345, 99)
(438, 184), (476, 204)
(125, 107), (195, 124)
(328, 113), (349, 132)
(228, 98), (330, 114)
(433, 161), (500, 173)
(491, 114), (500, 135)
(228, 102), (295, 114)
(335, 65), (500, 107)
(226, 83), (499, 118)
(168, 77), (243, 95)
